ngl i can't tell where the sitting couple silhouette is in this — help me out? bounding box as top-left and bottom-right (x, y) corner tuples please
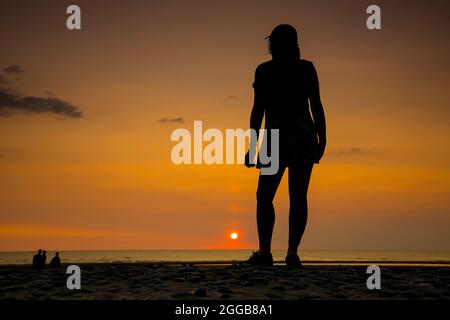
(32, 249), (61, 269)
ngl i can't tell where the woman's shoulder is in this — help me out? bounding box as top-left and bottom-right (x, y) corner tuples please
(300, 58), (313, 64)
(253, 60), (274, 83)
(299, 59), (315, 68)
(254, 59), (316, 83)
(256, 59), (314, 69)
(255, 60), (273, 73)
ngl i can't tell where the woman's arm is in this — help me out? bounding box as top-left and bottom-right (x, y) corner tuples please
(309, 62), (327, 160)
(250, 92), (264, 135)
(245, 67), (265, 167)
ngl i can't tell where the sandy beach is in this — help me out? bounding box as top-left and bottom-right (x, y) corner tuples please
(1, 263), (449, 300)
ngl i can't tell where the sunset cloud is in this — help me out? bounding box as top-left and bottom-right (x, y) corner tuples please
(0, 88), (83, 118)
(0, 64), (82, 118)
(328, 147), (368, 157)
(158, 117), (185, 123)
(3, 64), (24, 74)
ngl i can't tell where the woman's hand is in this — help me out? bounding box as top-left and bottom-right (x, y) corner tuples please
(245, 150), (256, 168)
(314, 140), (326, 163)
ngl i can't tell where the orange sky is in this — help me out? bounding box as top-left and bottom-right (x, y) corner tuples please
(0, 0), (449, 251)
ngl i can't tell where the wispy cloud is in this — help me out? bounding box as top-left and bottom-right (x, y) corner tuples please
(3, 65), (24, 74)
(158, 117), (185, 123)
(0, 88), (82, 118)
(0, 64), (82, 118)
(328, 147), (368, 157)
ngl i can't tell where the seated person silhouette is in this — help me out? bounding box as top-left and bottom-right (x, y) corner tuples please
(40, 250), (47, 268)
(49, 252), (61, 268)
(245, 24), (327, 267)
(32, 249), (43, 269)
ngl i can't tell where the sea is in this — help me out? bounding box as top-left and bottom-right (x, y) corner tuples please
(1, 250), (450, 266)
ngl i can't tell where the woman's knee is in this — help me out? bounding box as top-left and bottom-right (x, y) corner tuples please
(256, 189), (274, 204)
(290, 191), (307, 203)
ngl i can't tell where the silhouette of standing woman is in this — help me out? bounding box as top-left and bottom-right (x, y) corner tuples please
(245, 24), (326, 267)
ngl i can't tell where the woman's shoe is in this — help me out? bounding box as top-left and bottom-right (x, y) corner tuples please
(285, 253), (303, 268)
(245, 251), (274, 266)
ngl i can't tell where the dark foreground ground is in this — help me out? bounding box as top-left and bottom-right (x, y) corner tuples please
(0, 264), (449, 300)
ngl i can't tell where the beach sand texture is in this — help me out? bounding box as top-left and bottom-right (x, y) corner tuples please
(1, 264), (449, 300)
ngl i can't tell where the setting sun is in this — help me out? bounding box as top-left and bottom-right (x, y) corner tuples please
(229, 232), (239, 240)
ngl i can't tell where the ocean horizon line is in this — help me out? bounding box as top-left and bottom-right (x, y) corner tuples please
(2, 248), (450, 253)
(1, 249), (450, 266)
